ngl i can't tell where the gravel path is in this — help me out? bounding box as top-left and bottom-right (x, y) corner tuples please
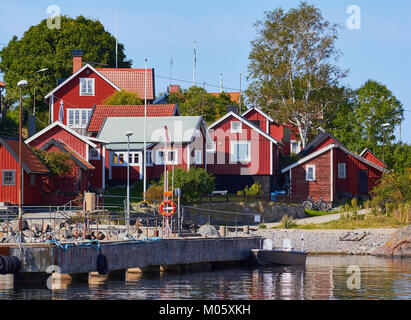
(247, 228), (397, 255)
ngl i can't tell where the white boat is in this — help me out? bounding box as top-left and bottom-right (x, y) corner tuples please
(250, 238), (307, 266)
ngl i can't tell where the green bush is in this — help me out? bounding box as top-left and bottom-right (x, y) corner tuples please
(145, 185), (164, 202)
(236, 190), (244, 197)
(159, 167), (215, 204)
(31, 148), (73, 175)
(244, 183), (262, 197)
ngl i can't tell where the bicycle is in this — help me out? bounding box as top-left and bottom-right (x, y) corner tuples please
(302, 196), (330, 212)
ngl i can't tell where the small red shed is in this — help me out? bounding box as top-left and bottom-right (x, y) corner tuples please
(281, 143), (386, 203)
(0, 136), (49, 205)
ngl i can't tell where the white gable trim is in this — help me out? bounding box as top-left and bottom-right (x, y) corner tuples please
(242, 107), (274, 122)
(44, 64), (121, 100)
(208, 111), (282, 146)
(25, 121), (97, 148)
(281, 143), (385, 174)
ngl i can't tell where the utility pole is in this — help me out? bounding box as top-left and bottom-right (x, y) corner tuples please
(220, 73), (223, 93)
(169, 58), (173, 88)
(239, 73), (242, 114)
(143, 59), (147, 200)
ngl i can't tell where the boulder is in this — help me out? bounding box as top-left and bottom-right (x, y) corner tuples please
(372, 226), (411, 258)
(198, 225), (220, 238)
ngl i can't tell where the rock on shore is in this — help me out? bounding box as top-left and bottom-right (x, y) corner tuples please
(372, 226), (411, 258)
(249, 228), (397, 255)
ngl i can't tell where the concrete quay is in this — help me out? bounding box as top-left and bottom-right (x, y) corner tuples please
(1, 236), (260, 285)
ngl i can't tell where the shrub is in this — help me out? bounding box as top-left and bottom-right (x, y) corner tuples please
(236, 190), (244, 197)
(280, 215), (297, 229)
(159, 167), (215, 204)
(145, 185), (164, 202)
(102, 90), (143, 105)
(244, 183), (262, 197)
(32, 148), (73, 175)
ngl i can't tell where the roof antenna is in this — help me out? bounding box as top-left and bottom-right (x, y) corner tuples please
(193, 41), (196, 86)
(115, 8), (119, 68)
(220, 73), (223, 93)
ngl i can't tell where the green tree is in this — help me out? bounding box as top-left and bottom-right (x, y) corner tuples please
(246, 2), (347, 148)
(0, 15), (131, 133)
(31, 148), (73, 175)
(159, 167), (216, 203)
(326, 80), (404, 160)
(169, 86), (237, 123)
(102, 90), (143, 105)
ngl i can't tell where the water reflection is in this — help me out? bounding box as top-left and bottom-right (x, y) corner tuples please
(0, 256), (409, 300)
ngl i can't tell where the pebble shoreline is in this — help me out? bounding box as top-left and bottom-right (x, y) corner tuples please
(246, 228), (397, 255)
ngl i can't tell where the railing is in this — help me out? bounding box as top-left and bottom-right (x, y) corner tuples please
(198, 193), (305, 205)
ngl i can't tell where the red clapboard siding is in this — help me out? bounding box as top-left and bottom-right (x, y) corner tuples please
(51, 67), (117, 124)
(28, 125), (88, 159)
(242, 109), (269, 133)
(291, 149), (332, 202)
(208, 115), (277, 176)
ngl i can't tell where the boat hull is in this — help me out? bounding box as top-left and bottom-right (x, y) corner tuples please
(251, 249), (307, 266)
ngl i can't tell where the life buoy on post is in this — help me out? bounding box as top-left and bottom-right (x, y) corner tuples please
(159, 200), (176, 218)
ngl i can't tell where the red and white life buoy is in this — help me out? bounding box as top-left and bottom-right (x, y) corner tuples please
(159, 200), (176, 217)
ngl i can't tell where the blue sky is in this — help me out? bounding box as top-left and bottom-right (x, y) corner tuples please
(0, 0), (410, 143)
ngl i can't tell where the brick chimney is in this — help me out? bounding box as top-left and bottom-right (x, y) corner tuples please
(168, 85), (180, 93)
(72, 49), (83, 74)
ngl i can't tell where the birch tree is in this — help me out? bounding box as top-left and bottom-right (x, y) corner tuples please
(246, 2), (347, 148)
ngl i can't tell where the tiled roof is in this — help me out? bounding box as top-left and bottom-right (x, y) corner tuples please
(87, 104), (179, 132)
(209, 92), (241, 103)
(96, 68), (155, 100)
(58, 141), (95, 171)
(0, 137), (49, 174)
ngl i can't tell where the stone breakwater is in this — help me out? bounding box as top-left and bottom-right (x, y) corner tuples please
(249, 228), (398, 255)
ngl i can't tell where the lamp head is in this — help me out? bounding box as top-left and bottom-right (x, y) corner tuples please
(17, 80), (28, 88)
(382, 123), (391, 129)
(37, 68), (49, 73)
(125, 131), (133, 137)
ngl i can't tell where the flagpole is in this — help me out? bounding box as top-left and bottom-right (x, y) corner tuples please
(193, 40), (196, 86)
(143, 58), (147, 200)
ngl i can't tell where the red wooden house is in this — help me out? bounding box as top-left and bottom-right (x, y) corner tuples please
(207, 111), (282, 194)
(97, 116), (210, 184)
(241, 107), (301, 155)
(25, 121), (106, 196)
(44, 51), (155, 134)
(0, 136), (49, 206)
(281, 134), (386, 203)
(86, 104), (180, 136)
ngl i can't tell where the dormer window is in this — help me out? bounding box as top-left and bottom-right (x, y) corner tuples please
(79, 78), (95, 96)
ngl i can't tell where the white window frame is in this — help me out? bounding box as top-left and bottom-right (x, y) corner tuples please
(291, 140), (301, 154)
(306, 165), (316, 181)
(231, 121), (242, 133)
(2, 170), (16, 186)
(230, 141), (251, 163)
(79, 78), (95, 96)
(67, 108), (92, 129)
(338, 163), (347, 179)
(112, 152), (141, 167)
(194, 150), (202, 165)
(206, 142), (216, 153)
(155, 149), (178, 165)
(146, 150), (153, 166)
(89, 147), (101, 160)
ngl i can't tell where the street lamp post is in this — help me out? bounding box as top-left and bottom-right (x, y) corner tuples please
(125, 131), (133, 235)
(382, 123), (390, 165)
(33, 68), (48, 116)
(17, 80), (28, 243)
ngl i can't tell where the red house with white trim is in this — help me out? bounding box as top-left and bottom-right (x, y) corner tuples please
(0, 136), (49, 206)
(281, 134), (385, 203)
(44, 51), (155, 135)
(207, 111), (282, 194)
(241, 107), (301, 155)
(359, 148), (387, 169)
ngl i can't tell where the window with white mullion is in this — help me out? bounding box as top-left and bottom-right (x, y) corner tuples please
(306, 165), (316, 181)
(67, 108), (92, 128)
(79, 78), (95, 96)
(2, 170), (16, 186)
(231, 141), (251, 163)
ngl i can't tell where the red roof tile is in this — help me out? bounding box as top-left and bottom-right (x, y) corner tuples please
(1, 138), (49, 174)
(96, 68), (155, 100)
(58, 141), (95, 171)
(87, 104), (179, 133)
(209, 92), (241, 103)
